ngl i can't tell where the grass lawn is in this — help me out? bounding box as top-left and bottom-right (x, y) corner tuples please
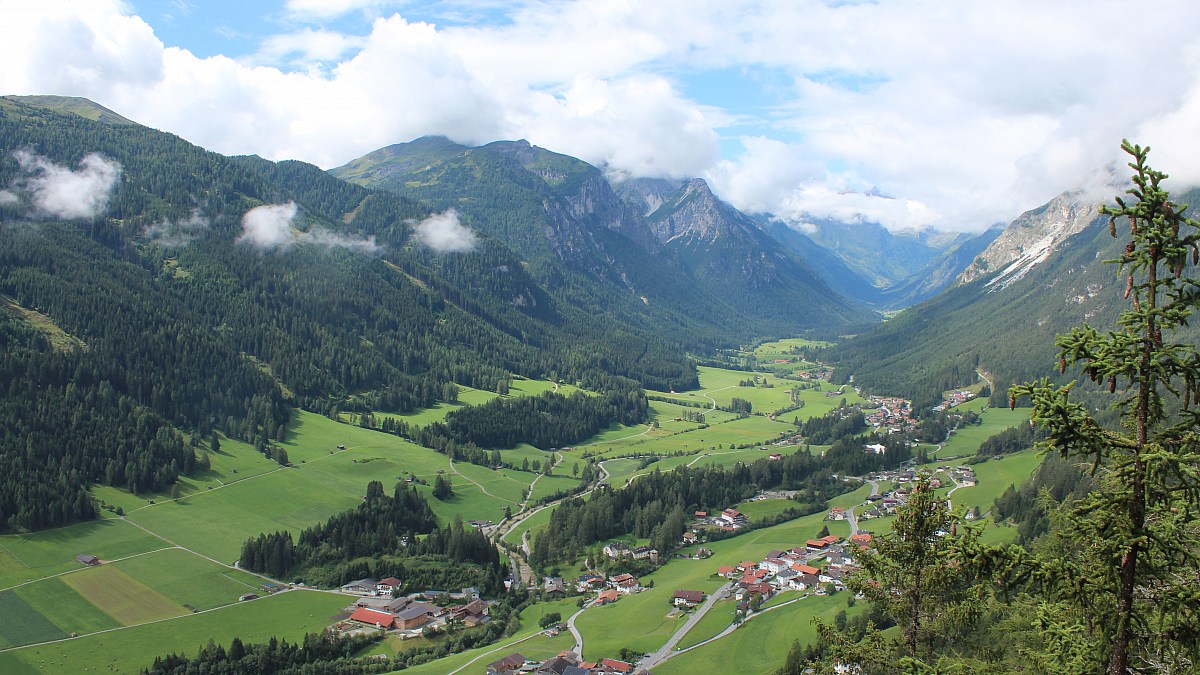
(0, 519), (162, 589)
(575, 556), (727, 661)
(0, 589), (348, 674)
(503, 506), (554, 547)
(528, 474), (581, 503)
(60, 564), (187, 625)
(653, 594), (862, 675)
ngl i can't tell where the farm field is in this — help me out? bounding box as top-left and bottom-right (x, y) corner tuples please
(0, 519), (164, 588)
(675, 601), (737, 650)
(12, 577), (121, 638)
(937, 406), (1026, 458)
(0, 590), (348, 674)
(945, 449), (1043, 514)
(60, 564), (186, 625)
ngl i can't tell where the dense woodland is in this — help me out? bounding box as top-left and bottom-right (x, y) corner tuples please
(0, 99), (721, 532)
(239, 481), (505, 593)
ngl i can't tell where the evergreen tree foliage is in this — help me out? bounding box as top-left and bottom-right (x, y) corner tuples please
(1011, 141), (1200, 673)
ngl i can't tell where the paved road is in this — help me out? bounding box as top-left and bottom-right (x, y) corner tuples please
(566, 602), (590, 655)
(638, 581), (732, 670)
(845, 479), (879, 535)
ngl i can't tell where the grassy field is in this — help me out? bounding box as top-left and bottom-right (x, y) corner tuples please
(674, 601), (737, 649)
(936, 407), (1027, 459)
(736, 499), (804, 521)
(60, 564), (187, 625)
(0, 590), (348, 674)
(111, 548), (263, 611)
(653, 594), (863, 675)
(13, 577), (121, 637)
(0, 519), (164, 589)
(946, 449), (1044, 514)
(0, 591), (66, 649)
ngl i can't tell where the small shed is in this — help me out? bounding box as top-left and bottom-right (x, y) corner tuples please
(76, 554), (100, 566)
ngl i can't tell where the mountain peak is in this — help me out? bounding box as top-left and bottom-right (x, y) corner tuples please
(958, 190), (1100, 290)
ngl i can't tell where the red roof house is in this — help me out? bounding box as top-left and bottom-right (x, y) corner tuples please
(349, 607), (396, 629)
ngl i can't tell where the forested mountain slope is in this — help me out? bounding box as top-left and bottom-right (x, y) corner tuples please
(0, 98), (694, 531)
(333, 137), (876, 338)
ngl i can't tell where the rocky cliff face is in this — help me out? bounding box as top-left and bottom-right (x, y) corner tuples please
(958, 190), (1102, 290)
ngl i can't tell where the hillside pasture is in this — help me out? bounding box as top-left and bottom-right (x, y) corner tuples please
(111, 548), (263, 611)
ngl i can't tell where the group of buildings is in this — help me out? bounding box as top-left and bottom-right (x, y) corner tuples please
(715, 533), (872, 604)
(931, 390), (977, 412)
(335, 581), (490, 635)
(863, 395), (917, 434)
(486, 651), (643, 675)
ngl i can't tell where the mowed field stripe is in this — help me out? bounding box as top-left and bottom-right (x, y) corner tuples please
(60, 564), (188, 625)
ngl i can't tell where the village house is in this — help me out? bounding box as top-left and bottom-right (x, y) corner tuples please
(682, 531), (698, 545)
(486, 652), (527, 674)
(544, 576), (567, 596)
(720, 508), (748, 528)
(828, 507), (846, 521)
(716, 565), (738, 578)
(596, 588), (619, 605)
(602, 541), (630, 559)
(355, 596), (410, 613)
(760, 558), (790, 574)
(598, 658), (634, 673)
(793, 573), (821, 590)
(609, 573), (641, 594)
(672, 589), (705, 607)
(693, 546), (713, 559)
(395, 603), (439, 630)
(375, 577), (402, 594)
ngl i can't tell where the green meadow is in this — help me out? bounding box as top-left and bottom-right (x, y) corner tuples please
(654, 594), (865, 675)
(0, 519), (163, 588)
(0, 590), (348, 674)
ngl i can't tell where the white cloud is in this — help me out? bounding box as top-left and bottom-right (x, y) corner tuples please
(0, 190), (18, 206)
(239, 202), (299, 250)
(143, 208), (210, 247)
(237, 201), (378, 252)
(5, 150), (122, 220)
(3, 1), (1200, 231)
(410, 209), (477, 253)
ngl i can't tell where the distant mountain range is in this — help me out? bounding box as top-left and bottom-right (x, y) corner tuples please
(824, 185), (1200, 408)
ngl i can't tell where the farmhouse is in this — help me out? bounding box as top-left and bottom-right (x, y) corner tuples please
(609, 573), (641, 594)
(349, 607), (396, 629)
(672, 589), (705, 607)
(596, 588), (619, 605)
(75, 554), (100, 566)
(828, 507), (846, 521)
(602, 541), (630, 558)
(375, 577), (402, 593)
(486, 652), (526, 674)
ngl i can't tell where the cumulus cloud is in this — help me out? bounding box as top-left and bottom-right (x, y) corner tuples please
(238, 201), (379, 252)
(410, 209), (476, 253)
(5, 1), (1200, 231)
(142, 208), (210, 247)
(3, 150), (122, 219)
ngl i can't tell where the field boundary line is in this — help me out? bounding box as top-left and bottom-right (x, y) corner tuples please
(0, 546), (178, 593)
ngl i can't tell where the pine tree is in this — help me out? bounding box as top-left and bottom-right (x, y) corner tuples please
(1011, 140), (1200, 673)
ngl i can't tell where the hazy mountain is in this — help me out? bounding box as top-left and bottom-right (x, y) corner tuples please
(823, 186), (1200, 408)
(762, 218), (1000, 309)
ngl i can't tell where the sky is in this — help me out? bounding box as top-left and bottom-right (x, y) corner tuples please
(2, 0), (1200, 233)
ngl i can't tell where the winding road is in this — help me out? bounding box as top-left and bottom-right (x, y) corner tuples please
(844, 478), (879, 535)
